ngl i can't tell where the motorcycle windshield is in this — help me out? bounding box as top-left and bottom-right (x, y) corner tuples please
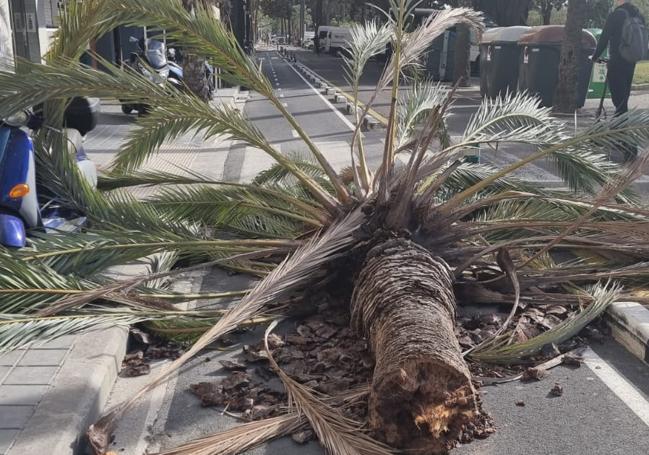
(146, 40), (168, 69)
(0, 127), (9, 166)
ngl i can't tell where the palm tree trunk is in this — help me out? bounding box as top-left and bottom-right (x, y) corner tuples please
(553, 0), (587, 113)
(351, 238), (476, 453)
(181, 0), (212, 101)
(183, 54), (210, 101)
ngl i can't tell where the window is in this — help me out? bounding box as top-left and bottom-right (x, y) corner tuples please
(44, 0), (66, 28)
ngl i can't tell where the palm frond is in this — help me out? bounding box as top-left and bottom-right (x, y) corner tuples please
(147, 185), (322, 237)
(0, 312), (141, 353)
(441, 109), (649, 211)
(380, 7), (483, 89)
(106, 0), (271, 94)
(471, 282), (621, 363)
(88, 209), (364, 454)
(16, 230), (298, 277)
(343, 21), (392, 90)
(551, 149), (637, 202)
(396, 80), (450, 148)
(263, 321), (393, 455)
(154, 414), (306, 455)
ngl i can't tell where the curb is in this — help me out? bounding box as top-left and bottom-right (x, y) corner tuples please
(606, 302), (649, 365)
(7, 326), (128, 455)
(632, 83), (649, 93)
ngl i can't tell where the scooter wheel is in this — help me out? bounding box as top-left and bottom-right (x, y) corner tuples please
(121, 104), (133, 115)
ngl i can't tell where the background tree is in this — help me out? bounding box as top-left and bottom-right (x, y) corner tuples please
(181, 0), (218, 100)
(554, 0), (587, 112)
(535, 0), (565, 25)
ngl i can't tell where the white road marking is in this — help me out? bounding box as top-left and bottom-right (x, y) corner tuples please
(583, 348), (649, 427)
(291, 129), (299, 138)
(285, 61), (355, 131)
(279, 94), (285, 98)
(282, 103), (288, 107)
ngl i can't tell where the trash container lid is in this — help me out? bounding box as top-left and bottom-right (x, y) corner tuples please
(481, 26), (531, 44)
(519, 25), (596, 48)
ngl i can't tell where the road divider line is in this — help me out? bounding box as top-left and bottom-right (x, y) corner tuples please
(293, 63), (388, 127)
(583, 347), (649, 427)
(284, 57), (356, 132)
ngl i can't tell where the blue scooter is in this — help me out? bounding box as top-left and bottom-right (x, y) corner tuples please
(0, 99), (99, 248)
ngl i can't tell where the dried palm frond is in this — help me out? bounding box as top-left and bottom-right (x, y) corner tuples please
(263, 320), (393, 455)
(471, 281), (621, 363)
(154, 413), (306, 455)
(87, 210), (363, 454)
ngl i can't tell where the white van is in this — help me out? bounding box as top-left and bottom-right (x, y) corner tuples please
(328, 27), (352, 54)
(316, 26), (352, 54)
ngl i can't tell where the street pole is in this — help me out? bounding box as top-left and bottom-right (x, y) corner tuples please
(300, 0), (305, 47)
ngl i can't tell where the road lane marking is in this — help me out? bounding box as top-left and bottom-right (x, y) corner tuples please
(284, 60), (355, 131)
(583, 347), (649, 427)
(291, 129), (299, 138)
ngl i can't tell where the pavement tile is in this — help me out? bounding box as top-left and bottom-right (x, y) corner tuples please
(0, 406), (34, 429)
(0, 352), (24, 367)
(31, 336), (75, 350)
(18, 350), (67, 367)
(0, 429), (19, 453)
(0, 385), (48, 406)
(2, 367), (58, 386)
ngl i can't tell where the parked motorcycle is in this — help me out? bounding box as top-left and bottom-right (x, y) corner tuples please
(121, 37), (184, 115)
(0, 98), (99, 248)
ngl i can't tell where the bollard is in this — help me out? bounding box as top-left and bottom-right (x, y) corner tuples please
(334, 94), (346, 104)
(362, 117), (379, 131)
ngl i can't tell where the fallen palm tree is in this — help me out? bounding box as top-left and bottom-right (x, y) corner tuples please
(1, 0), (649, 453)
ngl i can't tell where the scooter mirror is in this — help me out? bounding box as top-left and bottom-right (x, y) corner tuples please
(2, 111), (30, 127)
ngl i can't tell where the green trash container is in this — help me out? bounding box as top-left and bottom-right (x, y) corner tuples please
(480, 26), (531, 98)
(587, 28), (610, 99)
(518, 26), (597, 108)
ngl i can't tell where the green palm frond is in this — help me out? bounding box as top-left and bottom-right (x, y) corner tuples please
(14, 230), (299, 277)
(442, 109), (649, 211)
(343, 20), (392, 91)
(106, 0), (271, 95)
(147, 185), (322, 237)
(471, 282), (620, 363)
(551, 149), (636, 202)
(459, 92), (565, 148)
(97, 169), (222, 191)
(396, 80), (449, 148)
(46, 0), (122, 62)
(112, 100), (267, 172)
(0, 312), (142, 353)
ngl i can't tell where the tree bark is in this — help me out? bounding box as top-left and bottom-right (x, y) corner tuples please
(553, 0), (587, 113)
(182, 0), (213, 101)
(351, 238), (476, 453)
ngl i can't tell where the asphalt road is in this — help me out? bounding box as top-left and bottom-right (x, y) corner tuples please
(101, 49), (649, 455)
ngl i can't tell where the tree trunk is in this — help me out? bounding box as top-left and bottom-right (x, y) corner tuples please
(351, 238), (476, 453)
(553, 0), (587, 113)
(181, 0), (212, 101)
(183, 54), (210, 100)
(542, 2), (553, 25)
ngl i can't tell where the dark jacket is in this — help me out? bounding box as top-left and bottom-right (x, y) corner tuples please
(593, 3), (645, 62)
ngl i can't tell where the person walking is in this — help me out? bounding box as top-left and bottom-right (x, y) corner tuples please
(593, 0), (647, 116)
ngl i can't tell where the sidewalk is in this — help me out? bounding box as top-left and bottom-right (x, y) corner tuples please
(0, 89), (246, 455)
